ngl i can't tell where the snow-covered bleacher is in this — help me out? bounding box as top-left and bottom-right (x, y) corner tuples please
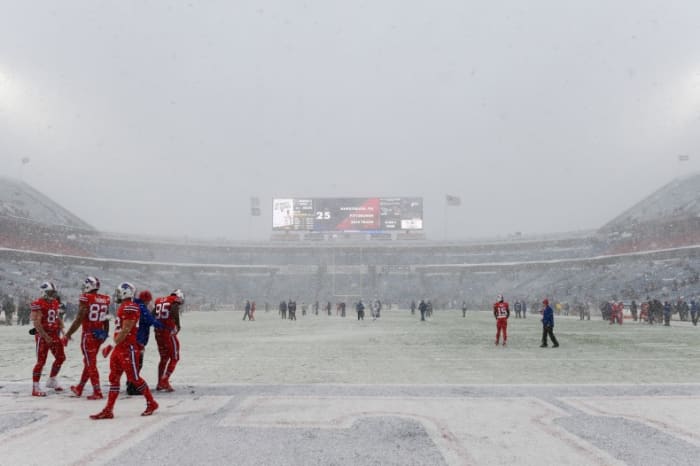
(1, 174), (699, 308)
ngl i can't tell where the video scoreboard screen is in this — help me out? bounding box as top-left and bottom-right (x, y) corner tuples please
(272, 197), (423, 231)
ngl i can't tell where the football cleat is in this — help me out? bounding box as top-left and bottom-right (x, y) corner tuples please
(46, 378), (64, 391)
(87, 392), (103, 400)
(70, 385), (83, 397)
(32, 389), (47, 397)
(157, 380), (174, 392)
(90, 410), (114, 420)
(141, 401), (159, 416)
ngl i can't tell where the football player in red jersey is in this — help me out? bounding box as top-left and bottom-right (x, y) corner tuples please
(493, 294), (510, 346)
(154, 289), (184, 392)
(90, 282), (158, 419)
(63, 276), (110, 399)
(30, 282), (66, 396)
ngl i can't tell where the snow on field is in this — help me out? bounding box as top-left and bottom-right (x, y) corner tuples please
(1, 310), (700, 465)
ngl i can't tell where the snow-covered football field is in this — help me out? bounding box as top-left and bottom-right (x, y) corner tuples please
(1, 309), (700, 465)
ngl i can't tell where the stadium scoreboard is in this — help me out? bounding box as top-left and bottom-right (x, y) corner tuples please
(272, 197), (423, 231)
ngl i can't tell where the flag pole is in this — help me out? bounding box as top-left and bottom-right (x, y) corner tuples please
(443, 197), (448, 241)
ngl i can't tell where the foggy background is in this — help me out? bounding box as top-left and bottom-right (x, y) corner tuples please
(1, 1), (698, 240)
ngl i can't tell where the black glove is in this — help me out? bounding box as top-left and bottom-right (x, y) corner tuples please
(29, 328), (37, 335)
(92, 329), (108, 340)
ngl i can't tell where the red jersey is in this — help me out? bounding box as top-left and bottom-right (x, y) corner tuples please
(493, 301), (510, 319)
(154, 295), (180, 332)
(113, 299), (140, 348)
(30, 297), (61, 332)
(79, 292), (111, 333)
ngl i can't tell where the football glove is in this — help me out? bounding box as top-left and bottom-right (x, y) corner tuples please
(102, 344), (113, 358)
(29, 328), (37, 335)
(92, 329), (108, 341)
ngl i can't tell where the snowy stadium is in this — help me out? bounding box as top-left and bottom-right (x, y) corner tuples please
(1, 174), (700, 465)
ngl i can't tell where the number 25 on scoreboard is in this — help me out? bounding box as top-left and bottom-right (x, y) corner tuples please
(315, 210), (331, 220)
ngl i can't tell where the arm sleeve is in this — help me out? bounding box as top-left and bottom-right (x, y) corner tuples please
(140, 305), (164, 329)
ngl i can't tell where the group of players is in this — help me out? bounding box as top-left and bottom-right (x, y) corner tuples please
(29, 277), (184, 419)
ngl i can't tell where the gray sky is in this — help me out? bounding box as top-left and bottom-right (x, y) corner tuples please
(1, 1), (699, 240)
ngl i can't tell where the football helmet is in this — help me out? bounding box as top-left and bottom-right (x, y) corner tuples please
(81, 276), (101, 293)
(40, 281), (58, 298)
(497, 294), (504, 303)
(115, 282), (136, 302)
(171, 289), (185, 304)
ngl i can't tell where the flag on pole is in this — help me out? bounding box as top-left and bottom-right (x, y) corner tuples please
(445, 194), (461, 206)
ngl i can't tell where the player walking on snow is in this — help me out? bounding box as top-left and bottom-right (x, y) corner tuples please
(493, 294), (510, 346)
(63, 276), (110, 399)
(154, 289), (184, 392)
(540, 299), (559, 348)
(30, 282), (66, 396)
(126, 290), (164, 395)
(90, 282), (158, 419)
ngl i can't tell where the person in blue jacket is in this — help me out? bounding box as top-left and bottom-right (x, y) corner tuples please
(126, 290), (164, 395)
(540, 299), (559, 348)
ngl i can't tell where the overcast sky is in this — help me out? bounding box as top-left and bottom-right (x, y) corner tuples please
(1, 1), (699, 240)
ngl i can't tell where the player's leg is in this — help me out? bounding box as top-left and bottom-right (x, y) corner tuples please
(85, 336), (103, 399)
(502, 320), (507, 345)
(156, 333), (169, 385)
(90, 352), (123, 419)
(540, 326), (548, 347)
(124, 345), (157, 415)
(160, 334), (179, 391)
(72, 333), (91, 396)
(32, 336), (49, 396)
(550, 327), (559, 347)
(46, 338), (66, 391)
